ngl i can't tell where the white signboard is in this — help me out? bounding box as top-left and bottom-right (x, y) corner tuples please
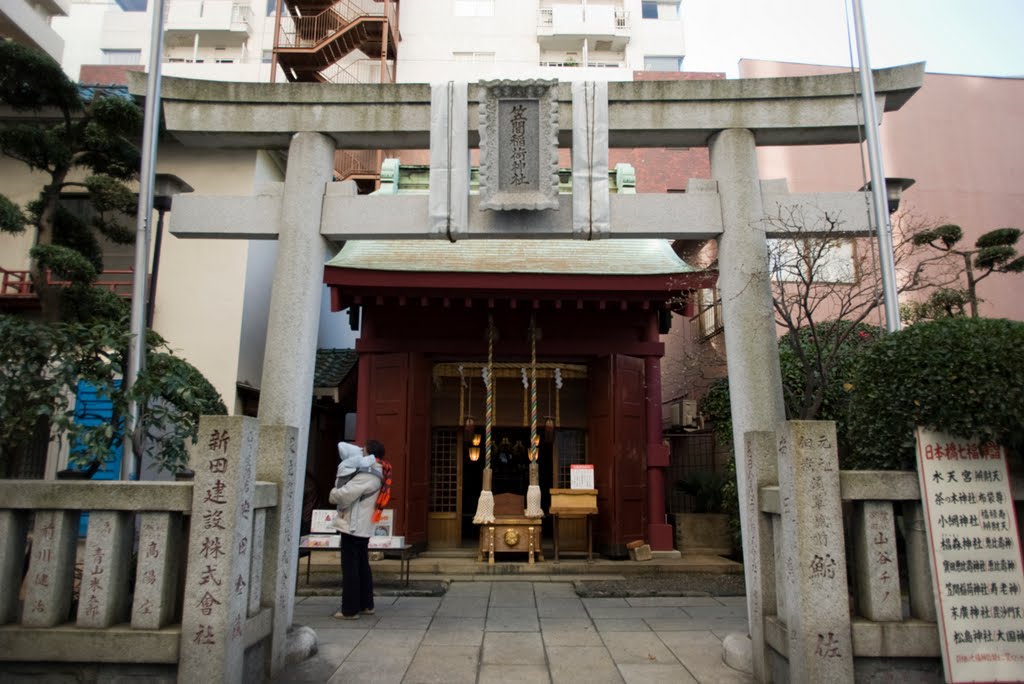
(368, 536), (406, 549)
(310, 509), (337, 534)
(373, 509), (394, 538)
(915, 427), (1024, 683)
(299, 534), (340, 549)
(570, 464), (595, 490)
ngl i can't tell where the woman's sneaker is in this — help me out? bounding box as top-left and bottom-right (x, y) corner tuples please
(333, 611), (359, 620)
(360, 608), (375, 615)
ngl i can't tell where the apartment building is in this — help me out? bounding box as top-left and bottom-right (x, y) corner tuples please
(1, 0), (69, 61)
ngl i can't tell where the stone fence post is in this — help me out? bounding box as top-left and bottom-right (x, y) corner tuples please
(178, 416), (258, 684)
(777, 421), (854, 683)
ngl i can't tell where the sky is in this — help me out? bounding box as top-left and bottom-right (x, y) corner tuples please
(682, 0), (1024, 79)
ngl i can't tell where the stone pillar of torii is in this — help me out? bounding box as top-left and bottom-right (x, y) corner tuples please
(150, 64), (924, 678)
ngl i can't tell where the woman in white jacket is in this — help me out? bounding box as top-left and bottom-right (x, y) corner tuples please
(330, 442), (383, 619)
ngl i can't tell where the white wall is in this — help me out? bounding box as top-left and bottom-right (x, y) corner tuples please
(397, 0), (541, 82)
(152, 144), (263, 413)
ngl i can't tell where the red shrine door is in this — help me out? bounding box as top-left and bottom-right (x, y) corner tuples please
(365, 352), (431, 547)
(588, 354), (647, 558)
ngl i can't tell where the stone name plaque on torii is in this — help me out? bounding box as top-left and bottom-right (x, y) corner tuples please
(478, 79), (559, 211)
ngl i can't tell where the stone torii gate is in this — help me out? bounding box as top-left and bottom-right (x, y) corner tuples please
(131, 64), (924, 680)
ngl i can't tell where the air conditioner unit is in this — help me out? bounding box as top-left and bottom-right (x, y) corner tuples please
(680, 400), (698, 428)
(668, 400), (699, 428)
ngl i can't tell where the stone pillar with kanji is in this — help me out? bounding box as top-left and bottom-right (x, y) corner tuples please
(178, 416), (258, 684)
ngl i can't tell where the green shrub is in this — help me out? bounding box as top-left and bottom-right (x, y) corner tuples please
(847, 317), (1024, 470)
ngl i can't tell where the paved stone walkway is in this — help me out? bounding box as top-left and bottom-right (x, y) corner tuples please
(278, 580), (752, 683)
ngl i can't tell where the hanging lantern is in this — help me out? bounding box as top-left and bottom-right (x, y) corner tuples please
(464, 415), (476, 442)
(544, 416), (555, 441)
(468, 433), (481, 462)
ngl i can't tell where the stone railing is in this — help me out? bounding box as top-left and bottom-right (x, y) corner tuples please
(0, 478), (278, 677)
(747, 422), (1024, 682)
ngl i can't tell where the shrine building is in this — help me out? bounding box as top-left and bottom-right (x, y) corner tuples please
(321, 163), (711, 556)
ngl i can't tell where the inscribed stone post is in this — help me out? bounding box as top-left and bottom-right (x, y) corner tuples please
(133, 511), (183, 628)
(248, 507), (265, 617)
(76, 511), (133, 627)
(778, 421), (854, 683)
(0, 510), (28, 624)
(853, 501), (901, 621)
(21, 509), (79, 627)
(478, 79), (559, 211)
(257, 424), (300, 676)
(743, 430), (780, 683)
(179, 416), (258, 684)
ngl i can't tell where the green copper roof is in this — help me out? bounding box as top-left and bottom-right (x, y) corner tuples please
(326, 239), (695, 276)
(314, 349), (357, 388)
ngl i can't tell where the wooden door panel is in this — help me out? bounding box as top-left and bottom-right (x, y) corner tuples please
(614, 355), (647, 547)
(405, 353), (431, 545)
(587, 357), (615, 550)
(367, 354), (409, 538)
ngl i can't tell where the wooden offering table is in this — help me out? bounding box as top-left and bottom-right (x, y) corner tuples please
(478, 493), (545, 564)
(549, 488), (598, 562)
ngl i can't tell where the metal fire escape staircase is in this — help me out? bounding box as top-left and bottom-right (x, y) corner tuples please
(274, 0), (398, 186)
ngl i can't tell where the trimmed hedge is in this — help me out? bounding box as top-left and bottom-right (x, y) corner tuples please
(847, 317), (1024, 469)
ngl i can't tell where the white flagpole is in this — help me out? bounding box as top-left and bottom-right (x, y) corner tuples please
(122, 0), (167, 480)
(851, 0), (902, 333)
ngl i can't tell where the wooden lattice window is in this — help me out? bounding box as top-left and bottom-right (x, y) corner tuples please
(430, 428), (459, 513)
(555, 429), (587, 488)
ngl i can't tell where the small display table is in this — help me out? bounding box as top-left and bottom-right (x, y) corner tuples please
(549, 488), (598, 562)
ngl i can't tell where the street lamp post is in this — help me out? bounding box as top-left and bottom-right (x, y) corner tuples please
(146, 174), (193, 329)
(122, 0), (168, 481)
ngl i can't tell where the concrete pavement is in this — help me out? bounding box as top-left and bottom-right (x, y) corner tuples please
(278, 580), (752, 683)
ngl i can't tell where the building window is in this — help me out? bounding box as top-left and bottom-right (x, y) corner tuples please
(644, 55), (683, 71)
(454, 0), (494, 17)
(102, 49), (142, 65)
(262, 50), (274, 64)
(768, 239), (857, 284)
(638, 0), (679, 19)
(696, 287), (723, 340)
(115, 0), (147, 11)
(642, 1), (680, 19)
(430, 429), (459, 513)
(555, 430), (587, 489)
(266, 0), (278, 15)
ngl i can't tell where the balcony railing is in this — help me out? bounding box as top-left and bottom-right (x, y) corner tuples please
(539, 60), (625, 69)
(1, 268), (33, 296)
(165, 0), (253, 35)
(537, 6), (631, 33)
(0, 269), (136, 299)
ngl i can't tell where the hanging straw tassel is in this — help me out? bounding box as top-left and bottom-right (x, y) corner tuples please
(525, 314), (544, 518)
(473, 315), (497, 524)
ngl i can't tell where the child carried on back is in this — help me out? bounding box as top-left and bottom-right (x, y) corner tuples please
(329, 443), (383, 537)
